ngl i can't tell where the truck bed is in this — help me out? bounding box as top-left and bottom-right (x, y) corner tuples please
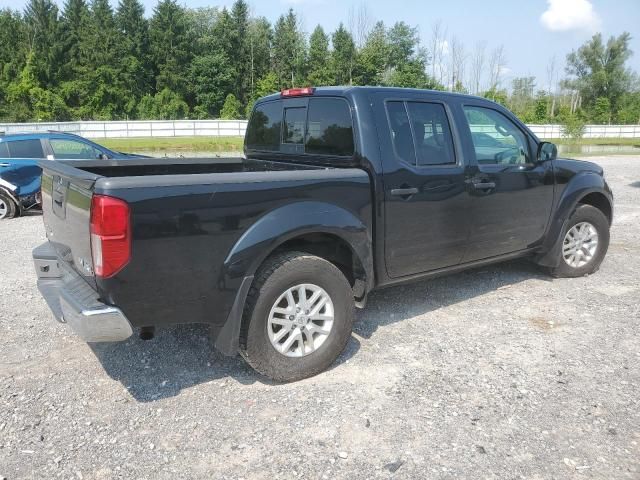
(38, 156), (372, 346)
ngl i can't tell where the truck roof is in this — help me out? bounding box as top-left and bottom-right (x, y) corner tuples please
(257, 85), (489, 104)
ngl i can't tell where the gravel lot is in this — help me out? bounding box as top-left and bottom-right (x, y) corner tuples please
(1, 156), (639, 480)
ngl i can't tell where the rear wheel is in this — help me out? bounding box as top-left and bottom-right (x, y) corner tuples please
(0, 192), (17, 220)
(240, 251), (354, 382)
(549, 204), (609, 278)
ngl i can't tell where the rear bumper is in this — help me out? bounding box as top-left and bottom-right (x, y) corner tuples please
(33, 242), (133, 342)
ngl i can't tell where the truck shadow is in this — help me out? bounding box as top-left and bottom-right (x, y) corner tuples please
(89, 258), (548, 402)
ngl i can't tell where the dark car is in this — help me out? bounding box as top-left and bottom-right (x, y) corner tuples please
(32, 87), (613, 381)
(0, 131), (145, 219)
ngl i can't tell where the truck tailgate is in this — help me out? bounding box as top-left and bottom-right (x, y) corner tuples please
(39, 161), (99, 289)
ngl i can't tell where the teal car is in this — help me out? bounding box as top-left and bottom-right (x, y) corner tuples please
(0, 131), (145, 219)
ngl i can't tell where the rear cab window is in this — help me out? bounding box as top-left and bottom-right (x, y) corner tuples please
(245, 96), (355, 161)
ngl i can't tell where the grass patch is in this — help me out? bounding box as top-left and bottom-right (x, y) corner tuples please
(548, 137), (640, 146)
(100, 136), (244, 152)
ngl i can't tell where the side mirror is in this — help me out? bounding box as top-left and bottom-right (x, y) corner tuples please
(537, 142), (557, 162)
(97, 152), (110, 160)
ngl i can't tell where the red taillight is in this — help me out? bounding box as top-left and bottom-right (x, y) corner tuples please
(281, 87), (315, 97)
(90, 195), (130, 278)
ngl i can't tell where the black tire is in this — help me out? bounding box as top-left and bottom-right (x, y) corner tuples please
(0, 191), (18, 220)
(240, 251), (354, 382)
(549, 204), (610, 278)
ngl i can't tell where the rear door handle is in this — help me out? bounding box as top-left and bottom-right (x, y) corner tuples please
(473, 181), (496, 190)
(0, 163), (10, 167)
(391, 187), (419, 196)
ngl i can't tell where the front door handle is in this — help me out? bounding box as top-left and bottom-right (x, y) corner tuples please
(0, 163), (10, 167)
(472, 181), (496, 190)
(391, 187), (419, 197)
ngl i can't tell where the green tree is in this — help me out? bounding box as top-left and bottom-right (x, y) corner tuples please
(189, 52), (233, 118)
(307, 25), (333, 85)
(354, 21), (388, 86)
(23, 0), (63, 88)
(332, 23), (355, 85)
(616, 91), (640, 124)
(591, 97), (611, 124)
(115, 0), (150, 116)
(386, 21), (418, 69)
(149, 0), (192, 97)
(59, 0), (90, 78)
(230, 0), (250, 105)
(137, 87), (188, 119)
(272, 9), (305, 88)
(7, 53), (69, 120)
(245, 71), (279, 117)
(248, 17), (272, 97)
(565, 32), (634, 121)
(0, 9), (28, 120)
(220, 93), (242, 119)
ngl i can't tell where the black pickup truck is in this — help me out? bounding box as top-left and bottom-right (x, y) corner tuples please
(33, 87), (613, 381)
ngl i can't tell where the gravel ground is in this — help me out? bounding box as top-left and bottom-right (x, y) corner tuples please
(1, 156), (639, 480)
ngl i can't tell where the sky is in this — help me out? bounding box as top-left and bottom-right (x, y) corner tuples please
(2, 0), (639, 91)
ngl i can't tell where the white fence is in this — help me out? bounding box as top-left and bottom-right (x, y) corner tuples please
(0, 120), (639, 140)
(528, 124), (640, 139)
(0, 120), (247, 139)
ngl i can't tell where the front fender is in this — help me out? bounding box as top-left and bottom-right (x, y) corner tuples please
(223, 200), (373, 287)
(537, 171), (612, 267)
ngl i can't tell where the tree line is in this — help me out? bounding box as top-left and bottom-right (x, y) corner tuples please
(0, 0), (638, 125)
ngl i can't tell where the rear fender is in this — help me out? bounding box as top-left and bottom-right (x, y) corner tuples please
(223, 201), (373, 288)
(214, 201), (372, 355)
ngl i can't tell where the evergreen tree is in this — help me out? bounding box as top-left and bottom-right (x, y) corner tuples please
(248, 17), (272, 98)
(0, 8), (28, 119)
(116, 0), (150, 116)
(149, 0), (191, 101)
(23, 0), (63, 88)
(230, 0), (250, 105)
(272, 9), (305, 88)
(189, 52), (233, 118)
(59, 0), (90, 79)
(220, 93), (242, 119)
(331, 24), (355, 85)
(307, 25), (333, 86)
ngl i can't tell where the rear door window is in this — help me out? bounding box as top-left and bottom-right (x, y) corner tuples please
(245, 101), (282, 151)
(406, 102), (456, 166)
(7, 139), (44, 158)
(386, 101), (455, 166)
(305, 98), (354, 156)
(386, 101), (416, 164)
(0, 142), (8, 157)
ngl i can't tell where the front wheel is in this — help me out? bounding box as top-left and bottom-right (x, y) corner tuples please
(240, 251), (354, 382)
(549, 204), (610, 278)
(0, 191), (17, 220)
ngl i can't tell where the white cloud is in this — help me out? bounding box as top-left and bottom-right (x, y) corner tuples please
(540, 0), (601, 32)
